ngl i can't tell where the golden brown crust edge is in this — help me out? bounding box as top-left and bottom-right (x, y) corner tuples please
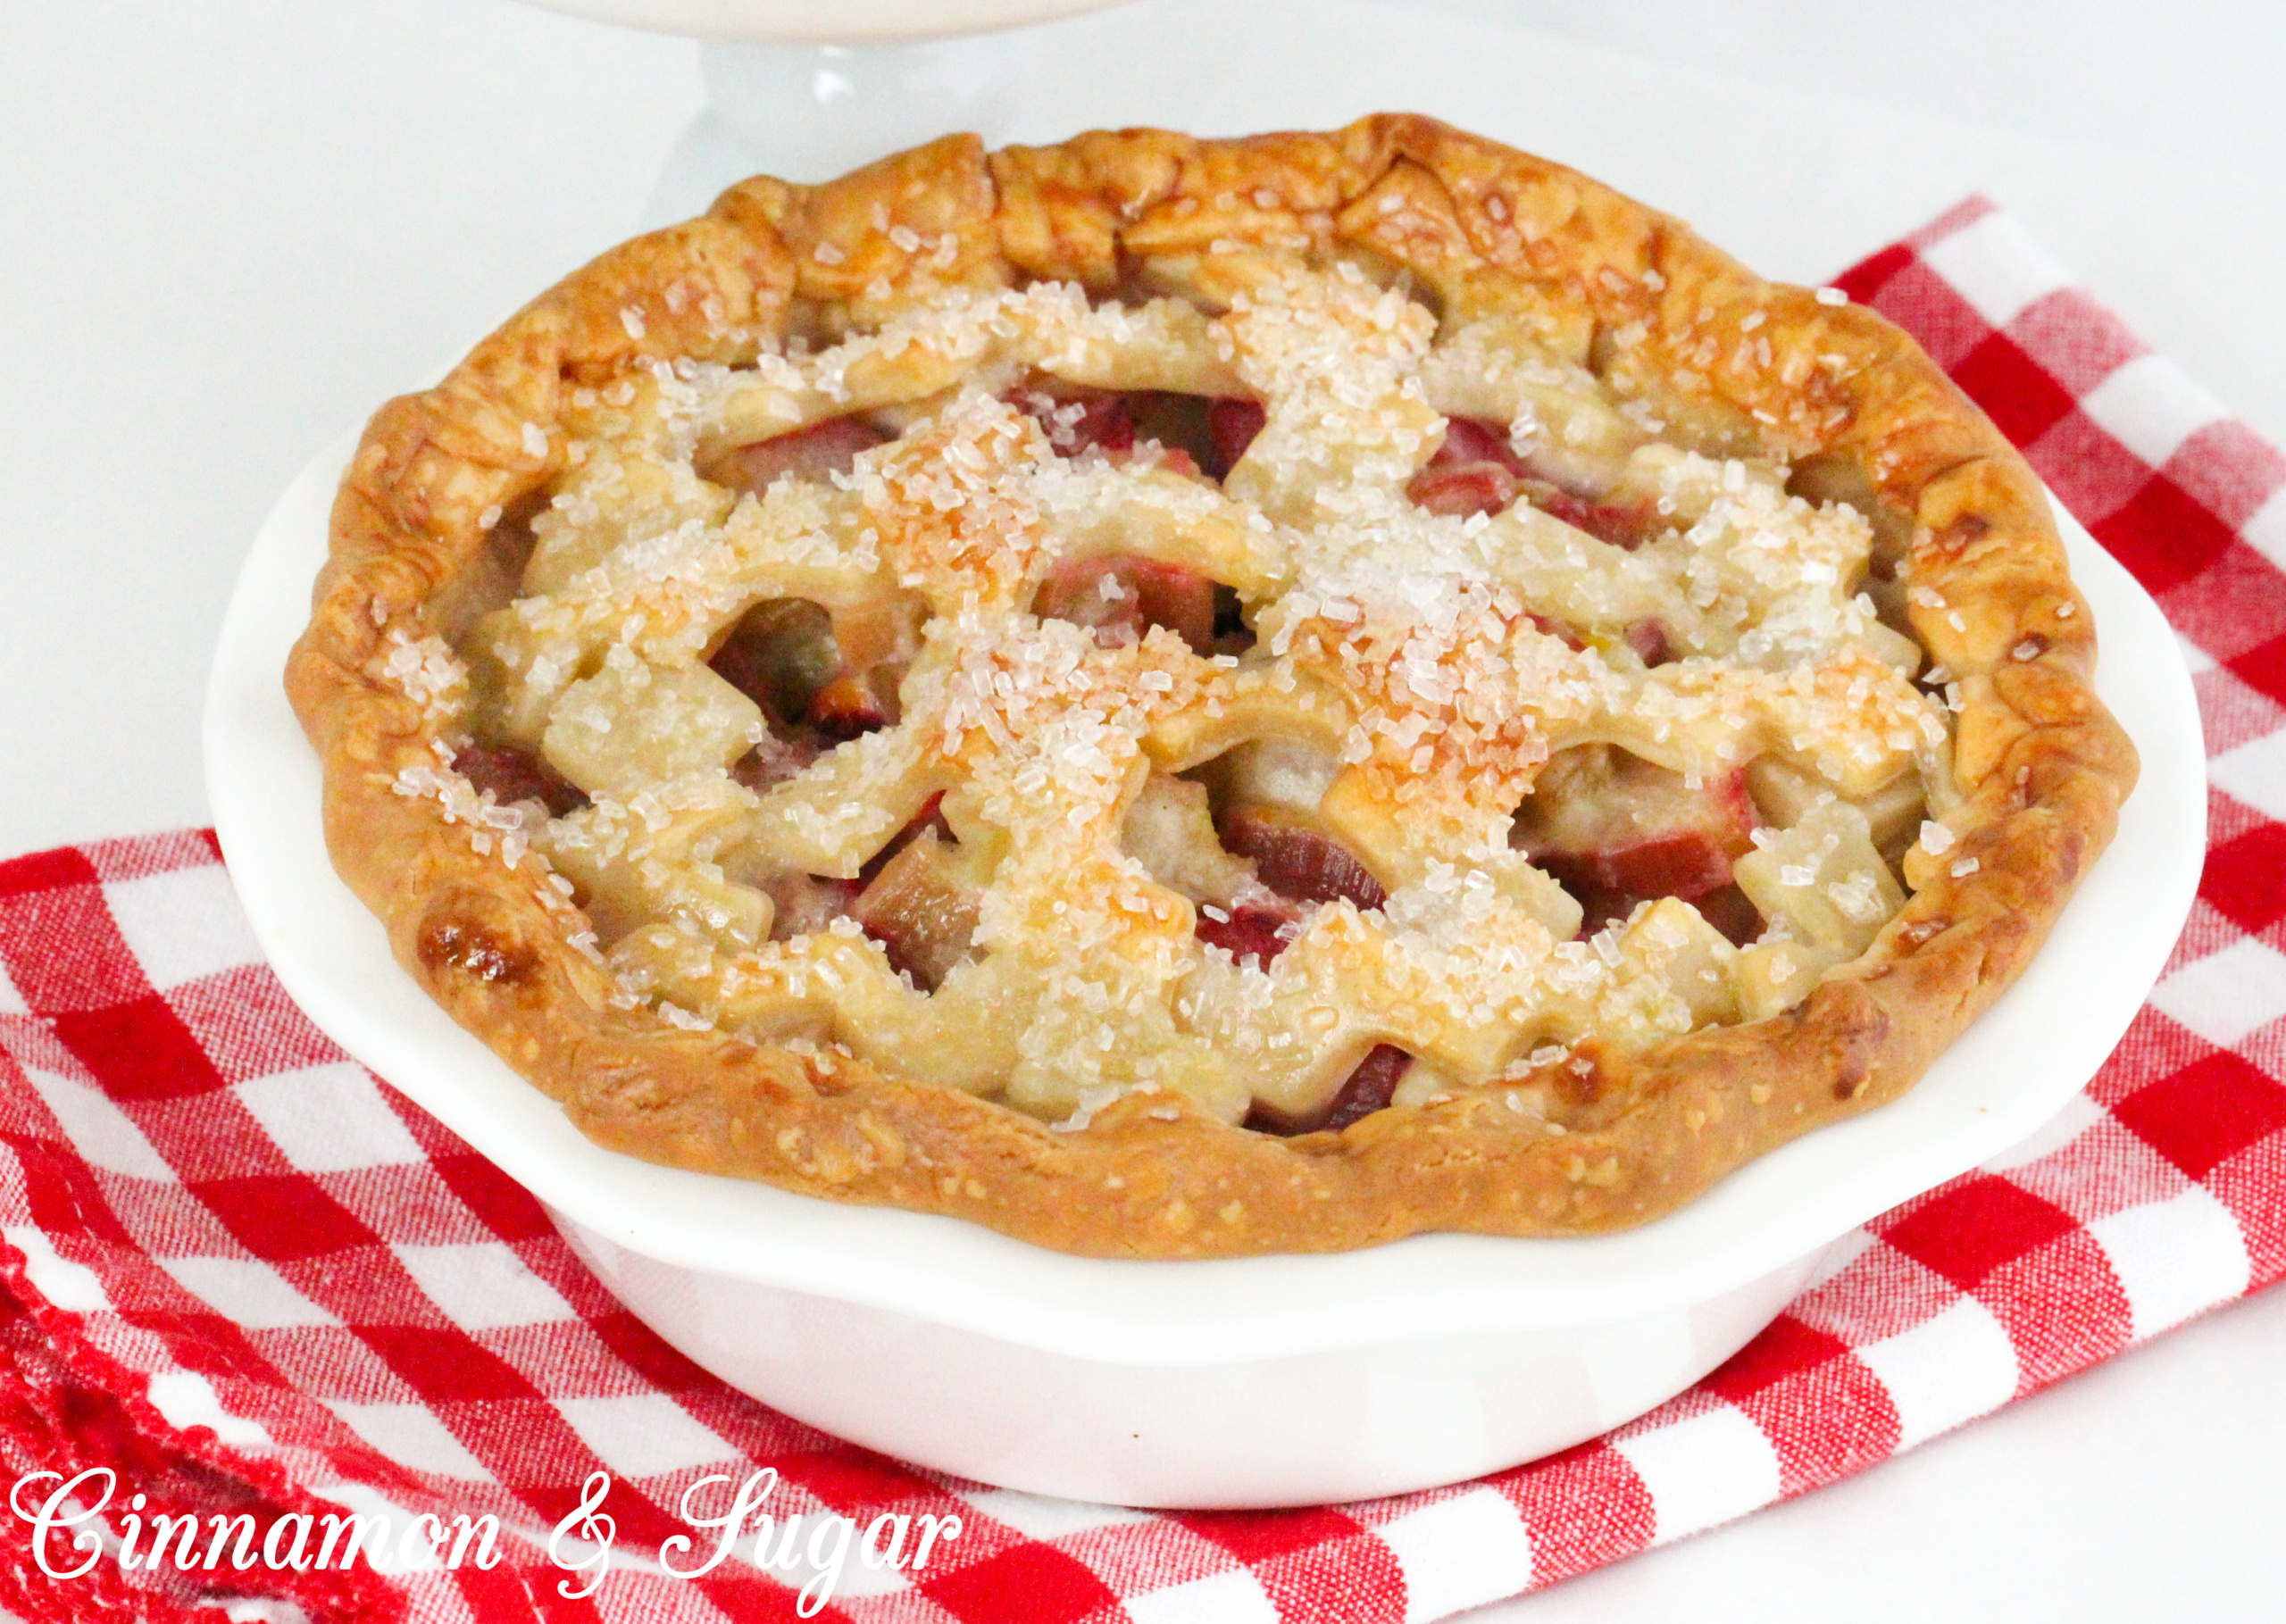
(286, 115), (2138, 1258)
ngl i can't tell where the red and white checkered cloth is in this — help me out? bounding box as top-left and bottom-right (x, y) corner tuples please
(1, 197), (2278, 1623)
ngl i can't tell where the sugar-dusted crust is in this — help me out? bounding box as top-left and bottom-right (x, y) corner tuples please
(287, 116), (2136, 1258)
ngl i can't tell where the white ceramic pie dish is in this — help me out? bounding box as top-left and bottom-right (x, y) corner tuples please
(207, 434), (2202, 1508)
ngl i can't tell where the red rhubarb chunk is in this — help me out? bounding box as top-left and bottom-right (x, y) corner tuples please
(764, 795), (959, 950)
(1405, 415), (1530, 517)
(1321, 1045), (1413, 1130)
(1692, 883), (1764, 948)
(1204, 398), (1267, 480)
(1406, 462), (1521, 518)
(455, 744), (588, 818)
(1514, 747), (1757, 920)
(1022, 391), (1137, 455)
(1218, 807), (1388, 912)
(1244, 1043), (1413, 1135)
(1195, 899), (1302, 964)
(1536, 488), (1668, 550)
(1435, 416), (1520, 467)
(1539, 829), (1738, 907)
(1624, 616), (1676, 667)
(710, 417), (888, 496)
(1035, 556), (1217, 655)
(854, 832), (981, 991)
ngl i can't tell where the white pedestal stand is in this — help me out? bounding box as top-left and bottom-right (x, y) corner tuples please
(507, 0), (1130, 226)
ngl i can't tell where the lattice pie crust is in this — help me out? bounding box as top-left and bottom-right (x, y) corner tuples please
(288, 118), (2137, 1257)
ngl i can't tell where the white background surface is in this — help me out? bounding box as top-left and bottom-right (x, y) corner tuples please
(3, 1), (2281, 1616)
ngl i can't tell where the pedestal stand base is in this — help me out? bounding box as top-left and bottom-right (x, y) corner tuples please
(643, 34), (1042, 226)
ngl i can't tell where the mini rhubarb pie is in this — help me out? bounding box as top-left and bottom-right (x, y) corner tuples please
(288, 117), (2136, 1258)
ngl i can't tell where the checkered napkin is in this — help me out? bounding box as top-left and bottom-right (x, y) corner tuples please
(1, 197), (2280, 1624)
